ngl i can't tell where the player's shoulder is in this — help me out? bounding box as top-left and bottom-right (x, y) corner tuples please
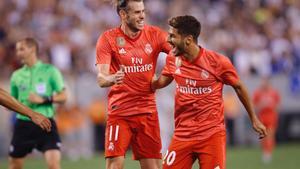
(144, 25), (164, 33)
(204, 48), (231, 64)
(99, 27), (120, 38)
(11, 67), (25, 78)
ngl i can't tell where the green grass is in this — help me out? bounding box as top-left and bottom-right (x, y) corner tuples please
(0, 144), (299, 169)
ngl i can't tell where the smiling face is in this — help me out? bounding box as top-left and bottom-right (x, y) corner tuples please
(122, 1), (145, 33)
(167, 26), (186, 56)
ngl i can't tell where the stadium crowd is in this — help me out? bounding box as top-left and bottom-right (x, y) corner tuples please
(0, 0), (299, 78)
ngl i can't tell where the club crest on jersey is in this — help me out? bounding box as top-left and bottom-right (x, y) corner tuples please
(145, 43), (153, 54)
(201, 69), (209, 79)
(119, 48), (126, 54)
(116, 37), (125, 47)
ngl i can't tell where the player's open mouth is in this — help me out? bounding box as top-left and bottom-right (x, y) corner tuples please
(171, 46), (179, 55)
(137, 20), (144, 27)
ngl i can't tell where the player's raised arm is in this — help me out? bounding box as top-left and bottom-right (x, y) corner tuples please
(0, 88), (51, 132)
(97, 64), (125, 87)
(151, 74), (173, 91)
(231, 80), (267, 139)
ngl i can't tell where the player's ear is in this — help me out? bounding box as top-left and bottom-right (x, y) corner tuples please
(185, 35), (193, 46)
(119, 9), (127, 20)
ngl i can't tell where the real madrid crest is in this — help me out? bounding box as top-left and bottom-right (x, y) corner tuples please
(201, 69), (209, 79)
(145, 43), (153, 54)
(116, 37), (125, 47)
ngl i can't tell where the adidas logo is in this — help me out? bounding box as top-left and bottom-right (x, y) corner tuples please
(119, 48), (126, 54)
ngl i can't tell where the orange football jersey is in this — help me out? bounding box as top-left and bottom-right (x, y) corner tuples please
(162, 47), (239, 141)
(96, 25), (170, 116)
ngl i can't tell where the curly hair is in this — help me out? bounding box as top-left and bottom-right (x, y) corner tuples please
(168, 15), (201, 42)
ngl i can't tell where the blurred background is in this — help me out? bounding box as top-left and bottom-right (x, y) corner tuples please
(0, 0), (300, 168)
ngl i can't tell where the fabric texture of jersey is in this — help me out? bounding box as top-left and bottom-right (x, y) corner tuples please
(162, 47), (239, 141)
(163, 131), (226, 169)
(105, 113), (161, 160)
(10, 61), (65, 120)
(96, 25), (170, 116)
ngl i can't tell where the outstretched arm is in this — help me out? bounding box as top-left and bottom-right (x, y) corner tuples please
(0, 88), (51, 131)
(232, 81), (267, 139)
(151, 74), (173, 91)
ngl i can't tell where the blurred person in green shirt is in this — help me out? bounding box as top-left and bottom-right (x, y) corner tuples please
(9, 37), (67, 169)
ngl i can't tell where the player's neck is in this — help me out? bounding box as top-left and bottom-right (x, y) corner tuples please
(26, 55), (38, 67)
(121, 24), (141, 39)
(183, 44), (200, 62)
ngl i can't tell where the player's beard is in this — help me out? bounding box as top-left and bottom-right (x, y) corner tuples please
(172, 41), (185, 56)
(126, 16), (144, 33)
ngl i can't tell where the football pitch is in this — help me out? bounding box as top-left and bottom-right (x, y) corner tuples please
(0, 143), (299, 169)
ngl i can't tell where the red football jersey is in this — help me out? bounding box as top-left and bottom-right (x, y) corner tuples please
(96, 25), (170, 116)
(253, 88), (280, 115)
(162, 47), (240, 141)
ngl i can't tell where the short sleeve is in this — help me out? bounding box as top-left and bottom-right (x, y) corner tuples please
(155, 27), (171, 53)
(10, 73), (18, 99)
(96, 33), (112, 65)
(217, 56), (239, 85)
(161, 55), (173, 77)
(51, 67), (65, 93)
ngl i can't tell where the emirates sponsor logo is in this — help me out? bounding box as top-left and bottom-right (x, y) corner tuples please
(177, 78), (213, 95)
(121, 57), (153, 73)
(176, 84), (212, 95)
(122, 64), (153, 73)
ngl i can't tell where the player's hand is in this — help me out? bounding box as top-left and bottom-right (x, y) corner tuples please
(28, 93), (44, 104)
(252, 118), (267, 139)
(113, 66), (125, 85)
(151, 74), (158, 91)
(31, 113), (51, 132)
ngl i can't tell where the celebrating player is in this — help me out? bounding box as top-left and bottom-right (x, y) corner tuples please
(152, 15), (267, 169)
(9, 38), (67, 169)
(253, 77), (280, 164)
(96, 0), (170, 169)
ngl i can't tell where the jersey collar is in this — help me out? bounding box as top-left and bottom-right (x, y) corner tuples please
(181, 46), (204, 64)
(118, 25), (144, 42)
(24, 60), (42, 69)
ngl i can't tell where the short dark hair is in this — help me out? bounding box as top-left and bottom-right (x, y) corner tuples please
(168, 15), (201, 42)
(115, 0), (143, 14)
(18, 37), (39, 54)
